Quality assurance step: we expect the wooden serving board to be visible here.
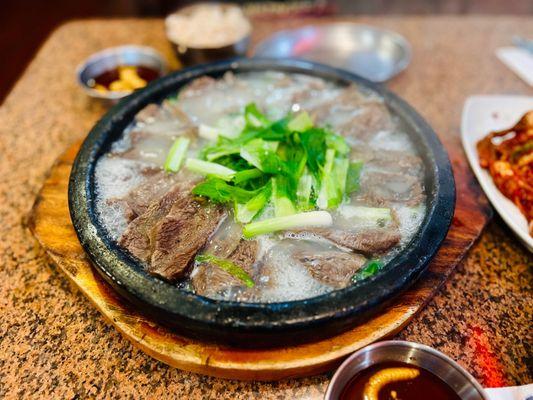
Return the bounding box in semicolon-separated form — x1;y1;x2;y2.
28;141;491;381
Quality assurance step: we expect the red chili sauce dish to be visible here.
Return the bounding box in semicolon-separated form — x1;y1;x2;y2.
340;361;460;400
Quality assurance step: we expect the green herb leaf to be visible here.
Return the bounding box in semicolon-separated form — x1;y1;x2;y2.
192;178;257;203
346;161;364;194
351;259;384;283
240;139;283;173
299;128;328;180
287;111;314;132
233;168;264;185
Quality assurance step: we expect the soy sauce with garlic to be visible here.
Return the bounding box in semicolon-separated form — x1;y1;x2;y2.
88;66;160;92
340;361;460;400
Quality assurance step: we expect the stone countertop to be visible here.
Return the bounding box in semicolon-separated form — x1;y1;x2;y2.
0;16;531;399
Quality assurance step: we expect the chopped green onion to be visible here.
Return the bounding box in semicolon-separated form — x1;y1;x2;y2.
317;149;349;209
334;156;349;199
242;211;332;238
240;139;280;172
272;176;296;217
195;254;255;287
296;169;314;210
316;149;336;209
164;137;190;173
351;259;383;283
326;133;350;155
216;114;246;138
346;161;363;193
287;111;314;132
198;124;219;141
233;168;264;185
244;103;270;128
185;158;236;181
234;183;271;223
190;102;357;224
204;144;241;161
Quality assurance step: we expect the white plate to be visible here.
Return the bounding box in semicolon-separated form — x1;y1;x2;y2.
461;95;533;252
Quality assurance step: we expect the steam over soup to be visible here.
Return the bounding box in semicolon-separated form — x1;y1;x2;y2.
94;71;426;302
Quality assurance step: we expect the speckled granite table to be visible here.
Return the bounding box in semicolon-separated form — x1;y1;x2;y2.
0;16;531;399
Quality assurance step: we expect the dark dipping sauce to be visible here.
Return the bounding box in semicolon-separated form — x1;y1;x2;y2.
92;66;160;89
340;361;460;400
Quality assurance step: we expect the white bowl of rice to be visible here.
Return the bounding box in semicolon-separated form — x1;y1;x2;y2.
165;3;252;66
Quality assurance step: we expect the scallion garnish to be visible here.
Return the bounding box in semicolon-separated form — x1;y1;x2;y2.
242;211;332;238
167;102;365;236
164;137;190;173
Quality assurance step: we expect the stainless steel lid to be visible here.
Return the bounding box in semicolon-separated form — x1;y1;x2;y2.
253;23;411;82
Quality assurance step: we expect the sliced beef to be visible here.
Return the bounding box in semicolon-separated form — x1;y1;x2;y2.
351;147;424;177
119;182;190;262
148;195;225;281
135;101;192;125
115;131;174;166
191;239;258;299
135;104;160;123
338;102;392;141
294;250;366;288
358;171;425;206
310;86;392;141
202;216;243;258
180;76;216;98
115;127;198;166
126;172;181;217
160;99;192;123
296;226;401;255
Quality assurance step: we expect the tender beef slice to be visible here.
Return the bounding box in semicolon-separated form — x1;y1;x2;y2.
337;102;392;140
160;100;191;123
180;76;216;98
369;151;424;177
148;197;225;281
135;100;192;125
350;147;424;177
192;239;258;298
358;171;424;206
116;131;175;166
295;250;366;288
203;217;243;258
116;171;200;220
119;182;188;261
135;104;161;123
304;227;401;255
310;86;392;141
126;173;177;217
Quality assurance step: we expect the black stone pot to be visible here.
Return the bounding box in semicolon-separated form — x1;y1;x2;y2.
69;58;455;348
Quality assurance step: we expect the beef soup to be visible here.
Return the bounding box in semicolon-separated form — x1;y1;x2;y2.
93;71;427;303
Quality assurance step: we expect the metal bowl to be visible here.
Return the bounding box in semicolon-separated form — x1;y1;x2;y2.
325;341;488;399
166;3;251;67
76;45;167;103
254;23;411;82
68;58;455;347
